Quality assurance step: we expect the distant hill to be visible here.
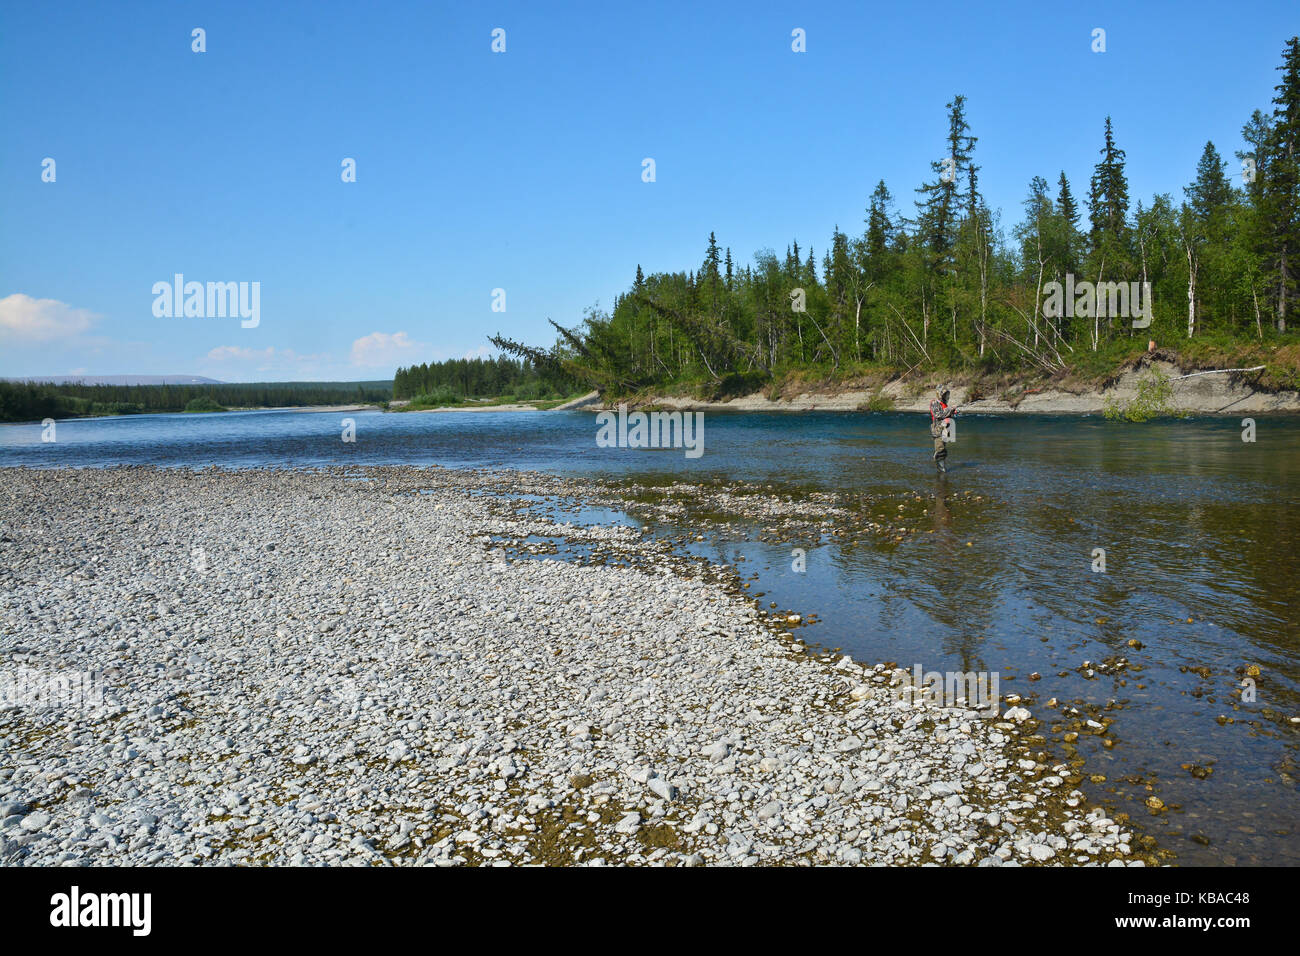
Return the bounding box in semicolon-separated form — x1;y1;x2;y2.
2;375;225;386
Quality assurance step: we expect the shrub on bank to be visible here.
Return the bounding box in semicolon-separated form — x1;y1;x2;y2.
407;388;462;408
1103;367;1184;422
183;396;227;413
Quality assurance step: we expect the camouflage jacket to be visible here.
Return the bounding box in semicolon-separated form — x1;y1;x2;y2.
929;399;956;437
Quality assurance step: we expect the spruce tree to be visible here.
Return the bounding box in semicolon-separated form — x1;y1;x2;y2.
704;232;722;281
1057;171;1080;229
1264;36;1300;329
1089;117;1131;247
1187;142;1233;224
866;180;894;265
1087;116;1132;297
1056;171;1081;276
916;95;974;259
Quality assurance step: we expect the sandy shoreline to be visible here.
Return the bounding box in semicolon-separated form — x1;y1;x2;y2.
0;466;1153;866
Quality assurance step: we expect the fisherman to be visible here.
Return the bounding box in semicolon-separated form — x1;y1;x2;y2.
929;385;958;472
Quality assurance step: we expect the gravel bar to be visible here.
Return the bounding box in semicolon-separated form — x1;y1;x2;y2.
0;466;1151;866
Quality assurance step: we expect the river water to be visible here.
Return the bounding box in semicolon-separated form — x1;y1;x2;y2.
3;406;1298;865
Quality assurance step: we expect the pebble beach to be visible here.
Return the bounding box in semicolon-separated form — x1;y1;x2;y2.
0;466;1153;866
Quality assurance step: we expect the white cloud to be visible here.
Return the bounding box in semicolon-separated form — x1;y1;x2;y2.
350;330;426;368
205;345;329;373
0;294;98;343
207;346;276;362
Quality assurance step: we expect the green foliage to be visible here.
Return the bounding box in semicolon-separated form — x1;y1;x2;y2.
1103;367;1182;421
405;387;462;409
183;396;227;413
90;401;143;415
393;354;580;401
697;371;767;402
509;378;566;401
0;380;391;423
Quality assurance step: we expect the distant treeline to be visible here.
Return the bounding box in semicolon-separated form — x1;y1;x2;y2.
0;380;392;423
392;355;582;401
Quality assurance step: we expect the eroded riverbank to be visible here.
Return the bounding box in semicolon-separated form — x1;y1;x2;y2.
0;466;1156;866
598;355;1300;416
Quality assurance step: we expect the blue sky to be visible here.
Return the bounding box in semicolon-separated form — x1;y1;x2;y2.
1;1;1295;382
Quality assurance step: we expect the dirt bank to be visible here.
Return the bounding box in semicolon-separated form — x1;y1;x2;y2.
594;354;1300;416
